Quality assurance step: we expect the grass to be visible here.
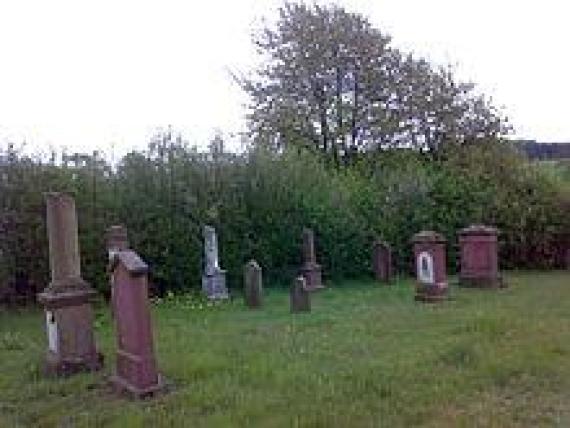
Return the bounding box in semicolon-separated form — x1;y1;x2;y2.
1;271;570;427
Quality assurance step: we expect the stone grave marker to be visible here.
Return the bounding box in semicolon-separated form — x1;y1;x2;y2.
201;225;229;299
372;240;393;283
290;276;311;313
106;225;129;260
106;225;129;315
37;192;103;375
109;248;163;398
300;228;324;291
458;225;503;288
243;260;263;308
412;231;448;302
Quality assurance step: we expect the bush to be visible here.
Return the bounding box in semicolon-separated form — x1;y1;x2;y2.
1;137;567;298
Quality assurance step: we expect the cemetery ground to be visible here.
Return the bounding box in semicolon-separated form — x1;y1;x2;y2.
1;271;570;427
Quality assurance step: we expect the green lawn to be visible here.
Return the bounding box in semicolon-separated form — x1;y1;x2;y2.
1;271;570;427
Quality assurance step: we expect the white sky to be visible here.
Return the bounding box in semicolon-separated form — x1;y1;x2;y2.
0;0;568;156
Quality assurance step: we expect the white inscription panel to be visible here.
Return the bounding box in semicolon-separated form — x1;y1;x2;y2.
417;251;434;284
45;311;58;353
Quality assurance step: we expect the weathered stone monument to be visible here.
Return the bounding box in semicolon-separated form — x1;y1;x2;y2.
300;228;324;291
37;192;103;375
372;240;393;283
106;225;129;259
201;225;229;299
108;242;163;398
106;225;129;315
412;231;448;302
290;276;311;313
458;225;502;288
243;260;263;308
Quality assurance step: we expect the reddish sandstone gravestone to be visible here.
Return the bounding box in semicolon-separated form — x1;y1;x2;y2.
372;240;393;283
109;249;164;398
412;231;448;303
300;228;324;291
37;193;103;375
458;225;503;288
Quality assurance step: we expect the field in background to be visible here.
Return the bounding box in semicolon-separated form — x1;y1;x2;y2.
1;271;570;427
538;159;570;187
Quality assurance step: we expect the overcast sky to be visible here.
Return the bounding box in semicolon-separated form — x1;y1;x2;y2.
0;0;568;156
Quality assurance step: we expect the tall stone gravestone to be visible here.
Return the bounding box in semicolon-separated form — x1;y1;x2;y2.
290;276;311;313
458;225;502;288
201;225;229;299
300;228;324;291
372;240;393;283
106;225;129;259
412;231;448;302
106;225;129;315
243;260;263;308
37;193;103;375
109;247;163;398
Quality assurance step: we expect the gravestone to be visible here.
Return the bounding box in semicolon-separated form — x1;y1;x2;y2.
300;228;324;291
412;231;448;302
458;225;502;288
37;193;103;375
201;225;229;299
106;225;129;260
243;260;263;308
106;225;129;315
372;240;393;283
109;249;163;398
290;276;311;313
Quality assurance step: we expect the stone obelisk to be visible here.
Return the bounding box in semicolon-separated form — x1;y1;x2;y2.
37;193;103;375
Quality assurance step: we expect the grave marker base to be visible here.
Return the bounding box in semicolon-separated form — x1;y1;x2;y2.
111;374;165;399
202;270;229;300
415;283;448;303
459;276;506;289
300;263;324;291
39;289;103;376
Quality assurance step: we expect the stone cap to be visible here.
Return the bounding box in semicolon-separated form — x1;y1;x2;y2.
412;230;447;243
246;259;261;269
106;225;129;250
373;239;391;249
109;250;148;276
459;224;498;236
44;191;73;200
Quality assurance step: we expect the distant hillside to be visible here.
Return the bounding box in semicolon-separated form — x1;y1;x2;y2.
515;140;570;160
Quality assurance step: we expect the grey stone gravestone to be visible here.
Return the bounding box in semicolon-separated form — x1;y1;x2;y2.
201;225;229;300
300;228;324;291
243;260;263;308
290;276;311;313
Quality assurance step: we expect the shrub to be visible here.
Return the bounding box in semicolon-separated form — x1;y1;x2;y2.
1;137;567;298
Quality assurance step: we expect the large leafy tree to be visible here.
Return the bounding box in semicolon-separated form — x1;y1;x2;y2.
238;2;508;159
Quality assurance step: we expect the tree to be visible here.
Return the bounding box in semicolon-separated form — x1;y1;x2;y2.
238;2;508;160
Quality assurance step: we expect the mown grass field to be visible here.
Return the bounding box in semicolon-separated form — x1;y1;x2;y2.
1;271;570;427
